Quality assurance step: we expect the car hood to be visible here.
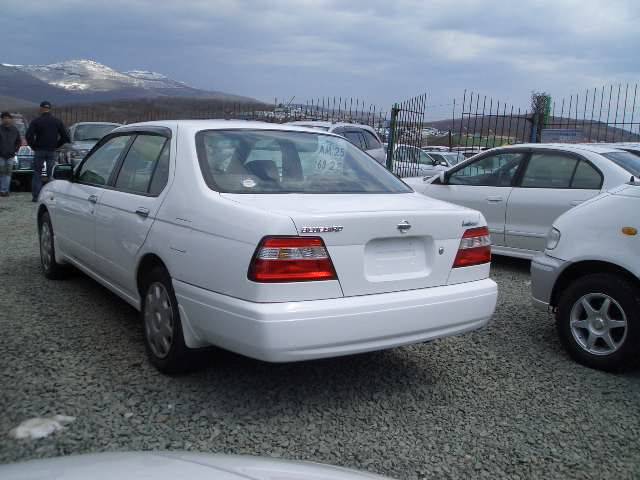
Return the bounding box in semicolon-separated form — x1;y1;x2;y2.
0;452;391;480
221;192;470;215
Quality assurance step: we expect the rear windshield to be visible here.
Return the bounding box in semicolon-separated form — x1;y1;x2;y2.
196;129;411;194
603;151;640;176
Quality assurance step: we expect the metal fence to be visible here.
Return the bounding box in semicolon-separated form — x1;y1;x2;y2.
18;96;387;130
544;84;640;143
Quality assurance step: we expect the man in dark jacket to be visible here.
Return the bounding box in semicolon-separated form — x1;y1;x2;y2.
26;101;70;201
0;112;22;197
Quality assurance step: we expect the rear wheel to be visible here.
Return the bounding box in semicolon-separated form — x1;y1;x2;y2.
141;267;195;373
557;273;639;372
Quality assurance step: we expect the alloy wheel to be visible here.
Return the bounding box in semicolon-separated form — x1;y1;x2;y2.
570;293;628;356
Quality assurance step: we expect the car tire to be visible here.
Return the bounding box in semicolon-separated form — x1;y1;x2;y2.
38;211;68;280
141;267;196;374
556;273;639;372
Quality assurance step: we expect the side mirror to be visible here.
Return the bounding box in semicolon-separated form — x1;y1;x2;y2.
52;163;73;181
439;160;449;167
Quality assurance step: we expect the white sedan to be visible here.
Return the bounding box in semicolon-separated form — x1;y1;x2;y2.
37;120;497;373
388;144;452;178
405;144;639;259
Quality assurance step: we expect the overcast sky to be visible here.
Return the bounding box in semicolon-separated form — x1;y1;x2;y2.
2;0;639;116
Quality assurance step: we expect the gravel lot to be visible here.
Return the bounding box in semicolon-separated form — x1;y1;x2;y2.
1;192;639;479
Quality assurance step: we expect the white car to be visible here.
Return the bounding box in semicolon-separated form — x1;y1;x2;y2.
531;179;639;371
38;120;497;372
405;144;640;259
385;144;452;178
0;452;393;480
287;121;386;164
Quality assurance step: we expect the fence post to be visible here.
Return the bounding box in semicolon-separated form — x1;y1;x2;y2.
529;114;538;143
386;103;400;170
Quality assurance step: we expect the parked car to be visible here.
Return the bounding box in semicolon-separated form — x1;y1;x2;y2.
58;122;121;166
37;120;497;373
384;143;451;178
405;144;640;259
10;145;48;191
531;178;639;371
288;121;386;164
427;151;466;166
0;452;395;480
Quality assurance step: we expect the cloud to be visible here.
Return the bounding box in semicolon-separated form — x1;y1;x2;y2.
1;0;638;112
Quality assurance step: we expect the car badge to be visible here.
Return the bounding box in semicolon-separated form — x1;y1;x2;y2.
300;226;344;233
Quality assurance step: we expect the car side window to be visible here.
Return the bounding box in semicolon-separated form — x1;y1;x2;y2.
571;160;602;189
77;135;132;186
149;142;171;195
521;153;578;188
448;152;525;187
114;135;167;194
361;130;382;150
342;131;366;150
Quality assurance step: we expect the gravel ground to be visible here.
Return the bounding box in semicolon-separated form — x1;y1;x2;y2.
1;192;639;479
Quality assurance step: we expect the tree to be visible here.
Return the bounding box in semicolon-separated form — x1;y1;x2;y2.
530;91;550;142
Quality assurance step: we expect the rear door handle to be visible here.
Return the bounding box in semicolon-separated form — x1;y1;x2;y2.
135;207;150;218
87;194;98;204
570;200;583;206
486;196;503;203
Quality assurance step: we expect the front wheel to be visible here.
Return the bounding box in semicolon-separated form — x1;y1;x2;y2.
38;212;68;279
556;273;639;372
142;267;196;373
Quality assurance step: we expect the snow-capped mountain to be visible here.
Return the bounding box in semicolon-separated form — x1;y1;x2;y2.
8;59;192;92
0;59;257;104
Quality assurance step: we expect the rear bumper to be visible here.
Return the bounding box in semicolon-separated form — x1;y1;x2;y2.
174;278;498;362
530;253;567;311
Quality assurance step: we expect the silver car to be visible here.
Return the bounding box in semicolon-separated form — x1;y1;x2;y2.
405;143;640;259
59;122;121;166
288;121;386;164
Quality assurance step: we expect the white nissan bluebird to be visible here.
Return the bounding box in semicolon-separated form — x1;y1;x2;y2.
37;121;498;373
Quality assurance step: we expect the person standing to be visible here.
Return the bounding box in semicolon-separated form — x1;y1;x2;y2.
25;101;70;202
0;112;22;197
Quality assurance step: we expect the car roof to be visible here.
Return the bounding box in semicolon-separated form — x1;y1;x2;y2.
118;119;347;137
287;120;376;131
494;143;627;154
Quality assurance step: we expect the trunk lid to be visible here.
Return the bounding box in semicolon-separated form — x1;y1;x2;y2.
223;193;483;296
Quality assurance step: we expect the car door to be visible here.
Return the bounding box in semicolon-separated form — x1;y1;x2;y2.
94;132;171;297
53;134;132;267
360;129;386;164
423;151;528;246
505;151;603;252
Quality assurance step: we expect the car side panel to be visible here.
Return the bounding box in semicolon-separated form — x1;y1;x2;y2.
505;187;600;252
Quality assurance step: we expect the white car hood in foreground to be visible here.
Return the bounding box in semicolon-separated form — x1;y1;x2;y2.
0;452;391;480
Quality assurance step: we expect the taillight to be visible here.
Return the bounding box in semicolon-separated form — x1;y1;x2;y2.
453;227;491;268
248;236;337;282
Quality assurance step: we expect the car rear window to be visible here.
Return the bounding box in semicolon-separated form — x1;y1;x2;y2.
195;130;411;194
603;151;640;176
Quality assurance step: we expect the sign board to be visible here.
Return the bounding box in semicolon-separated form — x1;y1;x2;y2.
541;128;586;143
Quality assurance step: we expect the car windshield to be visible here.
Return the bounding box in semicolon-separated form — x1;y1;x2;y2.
196;129;412;194
603;151;640;176
73;124;118;142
